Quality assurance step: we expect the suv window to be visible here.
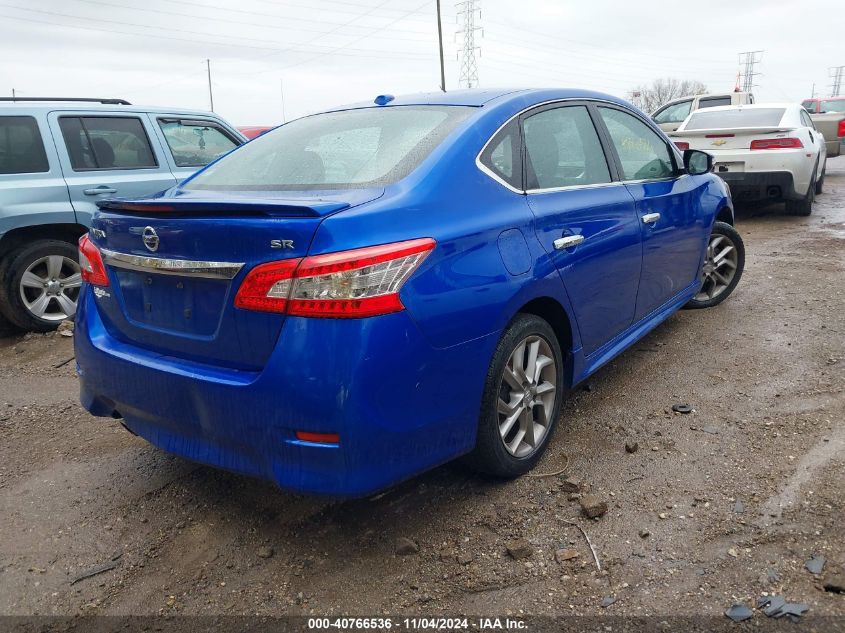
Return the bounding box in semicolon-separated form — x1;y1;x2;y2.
59;116;157;171
698;96;732;109
654;100;692;124
0;116;49;174
598;107;674;181
158;119;239;167
479;120;521;189
522;105;610;190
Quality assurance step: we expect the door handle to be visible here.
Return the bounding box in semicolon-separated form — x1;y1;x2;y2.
553;234;585;250
83;186;117;196
641;212;661;224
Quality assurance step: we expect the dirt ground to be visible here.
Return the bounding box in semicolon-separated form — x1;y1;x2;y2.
1;158;843;624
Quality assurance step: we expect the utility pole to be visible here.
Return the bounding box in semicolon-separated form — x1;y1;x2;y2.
205;58;214;112
456;0;481;89
737;50;763;93
11;88;15;101
830;65;844;97
436;0;446;92
811;83;816;98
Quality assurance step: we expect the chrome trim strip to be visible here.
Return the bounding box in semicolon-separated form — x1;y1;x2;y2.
101;249;244;280
526;181;623;195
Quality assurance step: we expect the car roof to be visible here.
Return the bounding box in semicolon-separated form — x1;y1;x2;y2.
0;101;219;116
329;87;633;113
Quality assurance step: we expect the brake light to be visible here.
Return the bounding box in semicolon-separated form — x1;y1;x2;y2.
674;141;689;151
78;234;110;287
295;431;340;444
234;238;435;318
750;137;803;150
838;119;845;138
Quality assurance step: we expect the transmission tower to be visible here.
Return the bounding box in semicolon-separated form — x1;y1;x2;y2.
830;65;844;97
456;0;481;89
737;50;763;93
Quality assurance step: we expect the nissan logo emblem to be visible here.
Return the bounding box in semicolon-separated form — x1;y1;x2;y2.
142;226;160;252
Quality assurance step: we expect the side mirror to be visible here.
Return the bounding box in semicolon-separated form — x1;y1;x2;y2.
684;149;713;175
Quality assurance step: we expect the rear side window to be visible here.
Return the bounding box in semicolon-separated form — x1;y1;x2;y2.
185;106;473;191
158;119;239;167
698;96;732;109
802;100;818;113
479;120;521;189
820;99;845;113
653;100;692;124
800;110;814;129
685;108;786;130
598;107;674;181
59;117;157;171
523;105;611;190
0;116;49;174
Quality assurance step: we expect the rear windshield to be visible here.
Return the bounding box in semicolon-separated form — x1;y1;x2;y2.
184;105;473;191
685;108;786;130
820;100;845;113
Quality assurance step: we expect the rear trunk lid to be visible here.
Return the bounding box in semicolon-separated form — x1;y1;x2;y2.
89;188;382;370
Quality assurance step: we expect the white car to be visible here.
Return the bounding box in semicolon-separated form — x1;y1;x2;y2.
671;103;826;216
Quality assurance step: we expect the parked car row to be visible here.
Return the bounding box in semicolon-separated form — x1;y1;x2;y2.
0;97;246;331
72;88;745;496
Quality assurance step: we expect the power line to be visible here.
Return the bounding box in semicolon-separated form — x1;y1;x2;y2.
456;0;481;88
830;66;844;97
738;50;763;93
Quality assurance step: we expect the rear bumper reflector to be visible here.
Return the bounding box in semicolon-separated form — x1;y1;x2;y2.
100;249;244;280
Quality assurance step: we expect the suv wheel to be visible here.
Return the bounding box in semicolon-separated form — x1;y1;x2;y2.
0;240;82;332
467;314;565;478
685;221;745;309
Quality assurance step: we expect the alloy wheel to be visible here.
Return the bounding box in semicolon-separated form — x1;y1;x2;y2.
497;335;558;458
695;233;739;302
19;255;82;321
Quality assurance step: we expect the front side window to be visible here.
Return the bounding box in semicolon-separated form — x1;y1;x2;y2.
479;120;521;189
185;106;473;191
654;100;692;124
0;116;49;174
598;107;674;181
59;117;157;171
802;100;818;114
522;105;611;190
158;119;239;167
698;96;732;109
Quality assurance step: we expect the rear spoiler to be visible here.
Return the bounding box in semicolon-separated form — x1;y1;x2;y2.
670;126;794;138
96;197;350;217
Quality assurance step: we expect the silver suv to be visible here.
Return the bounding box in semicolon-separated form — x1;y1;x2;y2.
0;97;246;331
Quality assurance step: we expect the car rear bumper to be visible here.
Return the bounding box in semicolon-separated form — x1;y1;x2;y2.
714;170;799;202
75;289;494;497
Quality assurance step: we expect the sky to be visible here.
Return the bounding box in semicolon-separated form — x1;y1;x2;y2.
0;0;842;126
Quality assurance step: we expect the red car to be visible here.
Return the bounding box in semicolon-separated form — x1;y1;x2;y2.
238;126;273;140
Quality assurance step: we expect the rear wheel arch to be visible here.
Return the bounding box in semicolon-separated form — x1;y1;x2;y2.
0;223;88;256
513;296;574;388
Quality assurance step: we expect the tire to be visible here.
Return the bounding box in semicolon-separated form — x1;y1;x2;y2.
815;162;825;195
785;167;816;216
685;221;745;310
0;240;82;332
466;314;565;478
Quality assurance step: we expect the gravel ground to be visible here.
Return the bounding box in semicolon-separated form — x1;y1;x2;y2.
0;158;843;623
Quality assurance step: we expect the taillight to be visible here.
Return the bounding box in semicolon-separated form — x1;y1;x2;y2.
234;238;435;318
674;141;689;151
838;119;845;137
78;234;110;287
750;137;803;150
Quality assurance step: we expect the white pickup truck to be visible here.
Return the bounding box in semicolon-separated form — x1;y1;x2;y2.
800;97;845;157
652;92;754;133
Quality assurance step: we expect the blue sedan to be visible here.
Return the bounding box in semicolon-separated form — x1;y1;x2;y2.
75;88;745;496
